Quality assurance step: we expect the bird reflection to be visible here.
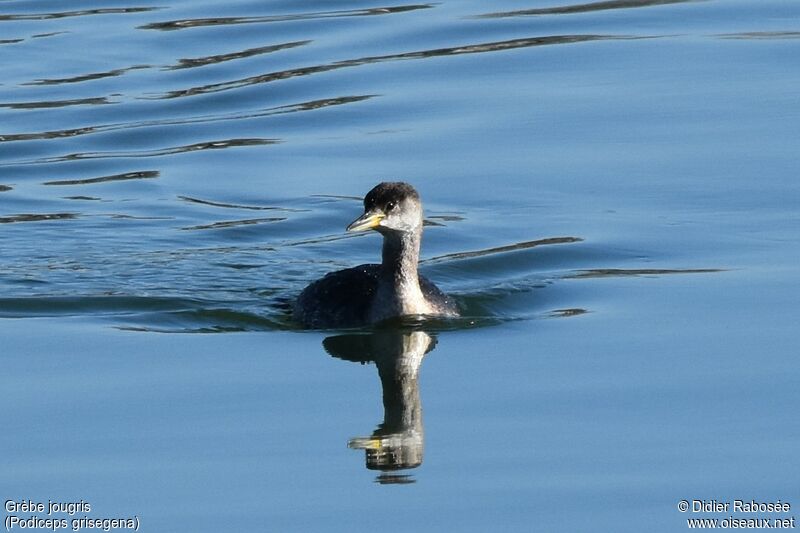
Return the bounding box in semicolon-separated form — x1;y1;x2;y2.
323;329;436;484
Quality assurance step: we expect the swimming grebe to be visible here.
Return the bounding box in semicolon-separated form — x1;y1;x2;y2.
293;182;459;328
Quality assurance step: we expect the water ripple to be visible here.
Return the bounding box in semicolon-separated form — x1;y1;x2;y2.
477;0;700;18
0;95;374;143
717;31;800;40
155;35;628;99
166;41;311;70
0;7;159;22
0;295;207;317
43;170;160;186
139;4;433;31
181;218;287;231
424;237;583;265
4;139;278;166
0;213;77;224
0;97;112;109
565;268;724;278
1;32;66;46
25;65;151;86
178;196;306;212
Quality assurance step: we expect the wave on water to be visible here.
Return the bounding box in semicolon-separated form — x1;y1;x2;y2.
0;217;723;333
0;0;739;334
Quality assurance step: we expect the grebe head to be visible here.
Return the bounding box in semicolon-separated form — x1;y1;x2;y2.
346;182;422;236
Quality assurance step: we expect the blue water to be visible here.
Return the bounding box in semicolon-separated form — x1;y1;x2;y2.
1;0;798;531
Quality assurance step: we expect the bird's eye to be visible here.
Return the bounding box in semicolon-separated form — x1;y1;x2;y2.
386;201;396;211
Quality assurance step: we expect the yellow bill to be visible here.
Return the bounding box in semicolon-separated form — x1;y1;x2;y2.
346;211;384;232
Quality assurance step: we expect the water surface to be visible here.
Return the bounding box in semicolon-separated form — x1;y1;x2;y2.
1;0;798;531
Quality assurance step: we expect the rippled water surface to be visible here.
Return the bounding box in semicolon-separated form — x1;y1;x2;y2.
2;0;798;531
